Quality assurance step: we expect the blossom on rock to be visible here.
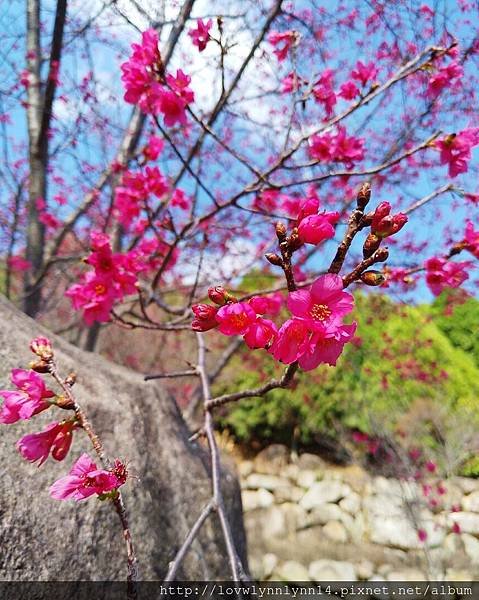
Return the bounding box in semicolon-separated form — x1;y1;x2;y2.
50;453;124;501
0;369;54;424
17;420;76;466
425;257;469;295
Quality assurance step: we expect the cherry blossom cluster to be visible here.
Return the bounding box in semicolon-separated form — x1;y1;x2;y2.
113;138;191;229
0;338;127;500
309;125;365;167
193;276;357;371
121;29;194;126
66;231;149;324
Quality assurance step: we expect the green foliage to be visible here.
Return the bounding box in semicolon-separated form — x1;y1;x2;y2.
427;290;479;367
217;293;479;456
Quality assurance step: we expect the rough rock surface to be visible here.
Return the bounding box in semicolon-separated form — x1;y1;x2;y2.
0;296;247;580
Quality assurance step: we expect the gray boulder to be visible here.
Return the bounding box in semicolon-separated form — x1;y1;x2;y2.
0;296;247;580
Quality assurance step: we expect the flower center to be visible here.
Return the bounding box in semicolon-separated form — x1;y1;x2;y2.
231;315;247;327
95;283;107;295
310;303;331;321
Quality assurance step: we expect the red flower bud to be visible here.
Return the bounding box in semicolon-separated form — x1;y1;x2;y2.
208;286;228;305
371;202;408;238
191;304;218;331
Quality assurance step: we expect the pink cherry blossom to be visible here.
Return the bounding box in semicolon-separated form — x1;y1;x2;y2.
50;453;123;501
425;257;469;295
171;189;191;210
313;69;337;117
463;221;479;258
435;128;479;178
188;19;213;52
269;318;313;364
339;80;360;100
298;211;340;245
7;256;31;272
249;293;283;316
143;135;164;161
215;302;256;335
66;272;119;325
17;420;76;466
427;61;463;98
298;320;357;370
268;30;298;62
350;60;378;87
121;29;161;105
0;369;54;424
243;318;278;349
309;126;365;166
286;274;354;328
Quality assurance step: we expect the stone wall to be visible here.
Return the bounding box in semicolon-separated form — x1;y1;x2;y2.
238;445;479;582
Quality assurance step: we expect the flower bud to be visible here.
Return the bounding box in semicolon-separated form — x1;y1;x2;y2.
363;233;381;258
265;253;283;267
191;304;218;331
208;286;229;305
275;221;287;242
30;336;53;361
374;247;389;262
360;271;385;286
356;182;371;210
29;359;50;374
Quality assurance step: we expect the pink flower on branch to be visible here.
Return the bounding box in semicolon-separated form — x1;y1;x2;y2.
298;320;357;370
0;370;54;424
427;61;463;98
309;126;365;167
268;30;299;62
435;128;479;178
350;60;378;87
188;19;213;52
50;453;125;501
243;318;278;350
287;274;354;328
297;211;340;245
121;30;194;126
215;302;256;335
463;221;479;258
17;420;76;466
425;257;470;295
